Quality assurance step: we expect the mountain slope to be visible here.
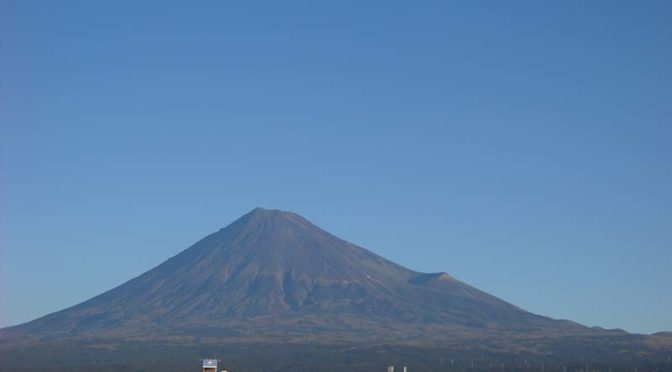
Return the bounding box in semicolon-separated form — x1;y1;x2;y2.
3;208;582;343
4;208;672;371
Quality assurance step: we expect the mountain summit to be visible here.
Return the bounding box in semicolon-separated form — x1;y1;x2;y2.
4;208;579;342
3;208;672;371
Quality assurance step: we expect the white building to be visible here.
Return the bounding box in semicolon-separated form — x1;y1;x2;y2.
202;359;218;372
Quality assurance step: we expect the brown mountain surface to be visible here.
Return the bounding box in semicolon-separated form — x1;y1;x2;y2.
1;208;669;371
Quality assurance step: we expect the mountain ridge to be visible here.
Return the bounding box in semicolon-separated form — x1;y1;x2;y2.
2;208;584;342
3;208;672;371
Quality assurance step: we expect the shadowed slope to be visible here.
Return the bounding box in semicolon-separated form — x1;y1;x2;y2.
4;208;580;341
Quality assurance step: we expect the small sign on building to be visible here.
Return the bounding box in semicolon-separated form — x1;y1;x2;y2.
203;359;218;372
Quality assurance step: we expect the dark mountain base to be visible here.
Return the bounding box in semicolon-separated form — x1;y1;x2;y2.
3;209;671;371
2;337;672;372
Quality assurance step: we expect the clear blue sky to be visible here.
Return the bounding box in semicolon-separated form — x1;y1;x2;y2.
1;0;670;333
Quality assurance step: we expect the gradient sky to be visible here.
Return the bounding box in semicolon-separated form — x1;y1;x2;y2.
1;0;670;333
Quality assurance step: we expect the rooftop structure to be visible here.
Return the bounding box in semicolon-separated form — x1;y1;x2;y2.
202;359;218;372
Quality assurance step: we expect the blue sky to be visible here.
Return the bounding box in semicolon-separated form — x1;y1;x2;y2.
1;0;670;333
